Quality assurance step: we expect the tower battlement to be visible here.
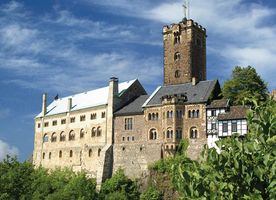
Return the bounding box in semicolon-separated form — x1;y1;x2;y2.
163;19;206;35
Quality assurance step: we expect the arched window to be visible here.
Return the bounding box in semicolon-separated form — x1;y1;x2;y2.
70;150;73;157
89;149;92;157
59;150;62;158
170;130;173;138
190;127;198;139
91;127;96;137
152;113;155;120
97;127;102;137
188;110;191;118
148;113;151;121
196;110;200;118
43;134;48;143
49;152;51;159
170;111;173;118
42;152;45;159
192;110;195;118
51;132;57;142
149;128;157;140
156;113;159;120
174;52;181;61
98;148;101;157
167;130;170;139
167;111;170;118
175;70;180;78
69;130;75;141
60;131;66;142
80;129;85;139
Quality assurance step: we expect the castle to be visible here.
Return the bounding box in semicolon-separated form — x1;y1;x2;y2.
33;15;248;185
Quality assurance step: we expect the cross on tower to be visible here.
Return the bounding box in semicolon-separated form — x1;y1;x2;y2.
182;0;190;19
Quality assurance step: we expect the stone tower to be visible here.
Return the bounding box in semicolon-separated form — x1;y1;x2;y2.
163;19;207;85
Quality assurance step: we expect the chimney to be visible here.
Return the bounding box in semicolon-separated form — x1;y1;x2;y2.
192;77;197;86
68;98;72;111
42;93;47;116
109;77;119;95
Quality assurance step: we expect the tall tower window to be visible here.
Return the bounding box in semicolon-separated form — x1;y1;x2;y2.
174;32;181;44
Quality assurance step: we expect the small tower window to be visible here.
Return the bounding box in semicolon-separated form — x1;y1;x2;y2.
174;52;181;61
89;149;92;157
175;70;181;78
59;151;62;158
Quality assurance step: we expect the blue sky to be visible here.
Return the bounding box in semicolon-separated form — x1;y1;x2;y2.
0;0;276;161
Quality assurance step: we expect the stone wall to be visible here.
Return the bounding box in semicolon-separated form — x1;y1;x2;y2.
163;19;206;86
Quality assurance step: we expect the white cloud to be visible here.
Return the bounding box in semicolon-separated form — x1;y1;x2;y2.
0;2;162;93
0;139;19;161
82;0;276;89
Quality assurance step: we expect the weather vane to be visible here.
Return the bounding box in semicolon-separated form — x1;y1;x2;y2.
182;0;190;19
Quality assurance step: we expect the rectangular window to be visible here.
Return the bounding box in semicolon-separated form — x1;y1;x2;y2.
101;112;106;118
211;123;216;130
223;122;228;133
37;123;41;128
122;137;125;141
70;117;75;123
211;110;216;117
80;115;86;121
132;136;135;141
232;122;237;132
52;120;57;126
124;118;133;130
61;119;66;124
176;110;183;119
44;122;49;127
90;113;97;120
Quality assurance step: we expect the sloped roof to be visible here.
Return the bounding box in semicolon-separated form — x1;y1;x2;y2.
143;80;217;107
115;95;149;116
36;79;137;118
207;99;230;108
217;106;248;120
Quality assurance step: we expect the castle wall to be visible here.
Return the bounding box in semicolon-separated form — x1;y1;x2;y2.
33;106;108;177
113;114;162;178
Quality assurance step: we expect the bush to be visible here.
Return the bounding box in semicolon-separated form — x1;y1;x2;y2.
99;169;139;200
140;186;163;200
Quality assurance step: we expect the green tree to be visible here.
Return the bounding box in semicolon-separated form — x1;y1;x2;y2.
0;156;34;200
222;66;268;105
99;169;139;200
152;98;276;199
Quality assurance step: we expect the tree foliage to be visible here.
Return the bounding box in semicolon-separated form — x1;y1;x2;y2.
153;98;276;199
99;169;139;200
222;66;268;105
0;158;97;200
